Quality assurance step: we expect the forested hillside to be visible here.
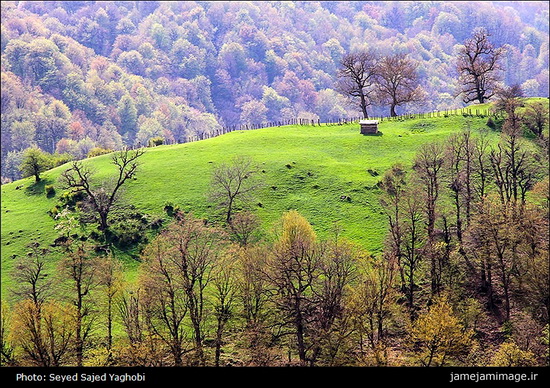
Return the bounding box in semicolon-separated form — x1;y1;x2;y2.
1;1;549;182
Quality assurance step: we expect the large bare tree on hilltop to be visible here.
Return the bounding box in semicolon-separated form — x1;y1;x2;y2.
376;53;425;117
456;28;504;104
336;51;379;119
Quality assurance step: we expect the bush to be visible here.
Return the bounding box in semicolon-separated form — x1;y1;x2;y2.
45;184;55;197
109;218;147;247
59;190;85;208
48;206;59;217
164;202;174;216
486;117;496;129
148;137;164;147
87;147;112;158
51;153;74;167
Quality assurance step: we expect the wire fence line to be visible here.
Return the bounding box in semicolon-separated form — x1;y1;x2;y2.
164;107;500;145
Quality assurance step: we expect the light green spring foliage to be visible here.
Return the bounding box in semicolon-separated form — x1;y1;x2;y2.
491;340;537;367
410;295;474;367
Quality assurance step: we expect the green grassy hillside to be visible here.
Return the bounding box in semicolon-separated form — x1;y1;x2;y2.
1;112;504;294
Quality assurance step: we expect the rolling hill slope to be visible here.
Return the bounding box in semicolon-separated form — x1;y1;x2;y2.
1;113;503;293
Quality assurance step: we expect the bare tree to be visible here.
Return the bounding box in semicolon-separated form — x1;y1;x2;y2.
311;235;357;365
401;186;426;319
467;198;520;321
523;101;549;139
9;242;55;366
1;301;15;366
456;28;504;104
236;245;270;326
413;142;445;296
349;255;399;365
494;84;524;113
490;109;539;206
58;242;100;367
208;155;261;224
445;129;477;243
140;236;189;366
379;164;408;292
11;300;76;367
211;252;238;367
60;148;145;234
118;288;143;347
228;210;261;247
154;214;226;365
11;242;53;309
376;53;424;117
472;130;492;202
336;51;379;119
97;254;124;355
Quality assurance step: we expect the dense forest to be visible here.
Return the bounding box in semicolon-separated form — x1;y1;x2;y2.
1;1;549;370
1;1;549;182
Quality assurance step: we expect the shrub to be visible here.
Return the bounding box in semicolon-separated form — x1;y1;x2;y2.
164;202;174;216
87;147;112;158
109;218;147;247
486;117;496;129
59;190;85;208
148;137;164;147
149;217;164;229
51;153;74;167
48;206;59;217
45;184;55;197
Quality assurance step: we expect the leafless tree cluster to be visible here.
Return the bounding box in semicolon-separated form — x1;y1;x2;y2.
337;51;425;118
379;103;548;334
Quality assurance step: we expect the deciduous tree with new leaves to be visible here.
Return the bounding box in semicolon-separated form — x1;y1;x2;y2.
410;295;474;367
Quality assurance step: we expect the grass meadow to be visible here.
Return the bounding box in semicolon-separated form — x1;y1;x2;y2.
1;113;503;294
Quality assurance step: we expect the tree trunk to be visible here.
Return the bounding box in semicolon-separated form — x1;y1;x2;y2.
107;299;112;350
360;93;369;119
172;343;183;366
390;104;397;117
76;312;83;367
296;313;307;365
214;317;226;367
99;212;109;232
226;197;234;224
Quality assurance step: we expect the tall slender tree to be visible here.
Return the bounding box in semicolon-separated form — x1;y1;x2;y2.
413;142;445;296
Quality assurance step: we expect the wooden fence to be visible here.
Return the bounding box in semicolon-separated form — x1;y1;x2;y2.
160;107;501;145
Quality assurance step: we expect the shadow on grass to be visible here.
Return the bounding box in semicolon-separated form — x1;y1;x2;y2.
361;131;384;137
24;177;54;196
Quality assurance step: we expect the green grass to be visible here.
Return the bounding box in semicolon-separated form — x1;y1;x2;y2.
0;111;509;295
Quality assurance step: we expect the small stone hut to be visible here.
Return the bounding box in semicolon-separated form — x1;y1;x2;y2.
360;119;379;134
